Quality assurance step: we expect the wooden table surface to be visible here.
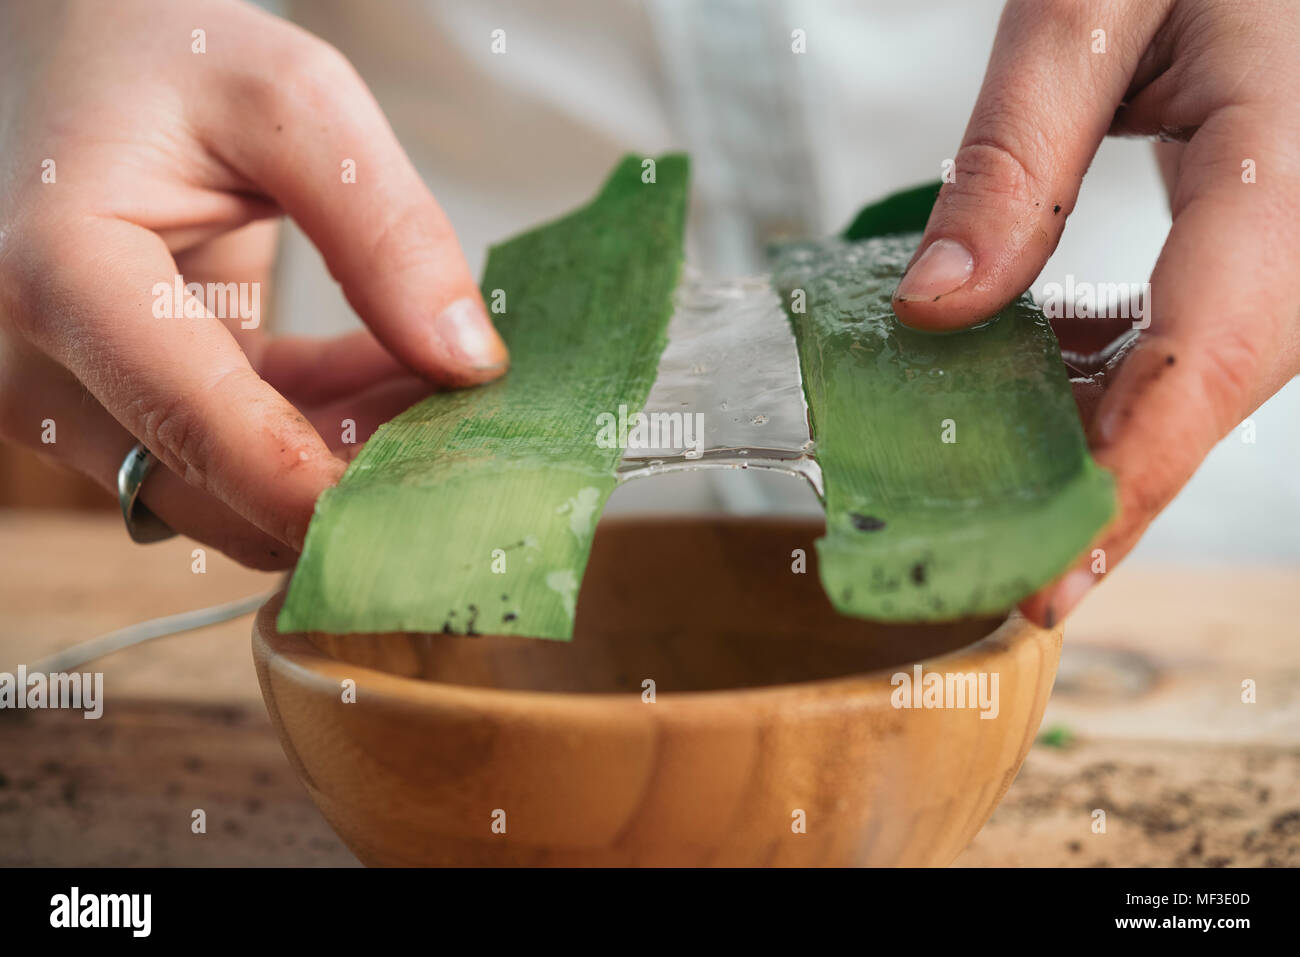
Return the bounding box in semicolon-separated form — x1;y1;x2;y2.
2;510;1296;867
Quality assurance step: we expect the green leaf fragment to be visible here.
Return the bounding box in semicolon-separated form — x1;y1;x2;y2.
1037;724;1077;749
840;179;942;241
278;154;689;640
772;230;1116;622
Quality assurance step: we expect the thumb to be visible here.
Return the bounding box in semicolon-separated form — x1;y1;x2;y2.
891;0;1165;330
209;38;507;386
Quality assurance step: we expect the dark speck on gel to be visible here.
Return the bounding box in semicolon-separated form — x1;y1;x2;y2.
851;513;887;532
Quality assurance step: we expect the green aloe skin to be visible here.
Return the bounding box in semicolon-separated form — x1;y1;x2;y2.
279;154;689;639
282;165;1114;638
771;183;1116;622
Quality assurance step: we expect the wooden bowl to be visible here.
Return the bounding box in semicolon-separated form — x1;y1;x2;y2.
253;516;1060;866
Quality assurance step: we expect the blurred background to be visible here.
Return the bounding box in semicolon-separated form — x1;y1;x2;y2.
4;0;1294;565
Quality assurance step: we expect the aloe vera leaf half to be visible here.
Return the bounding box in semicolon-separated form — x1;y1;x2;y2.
278;154;689;639
772;221;1116;622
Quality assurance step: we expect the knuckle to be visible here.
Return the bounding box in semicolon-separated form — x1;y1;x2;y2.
1004;0;1095;38
951;133;1048;203
1197;324;1268;431
363;201;454;278
1030;0;1090;28
235;36;360;116
130;389;214;491
273;37;361;111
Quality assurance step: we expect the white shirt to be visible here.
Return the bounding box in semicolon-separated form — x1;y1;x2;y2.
269;0;1298;561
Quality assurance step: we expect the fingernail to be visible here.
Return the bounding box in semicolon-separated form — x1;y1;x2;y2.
1050;568;1098;622
432;296;508;370
894;238;974;301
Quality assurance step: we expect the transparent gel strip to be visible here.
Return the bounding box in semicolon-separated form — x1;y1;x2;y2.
617;268;822;498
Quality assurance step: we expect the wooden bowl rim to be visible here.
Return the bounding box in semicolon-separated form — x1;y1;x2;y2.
256;596;1057;720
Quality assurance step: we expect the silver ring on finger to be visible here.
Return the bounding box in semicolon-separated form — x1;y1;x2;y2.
117;442;176;543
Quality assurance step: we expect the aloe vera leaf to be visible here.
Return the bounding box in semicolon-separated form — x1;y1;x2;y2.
772;230;1116;622
278;154;689;639
840;180;942;241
